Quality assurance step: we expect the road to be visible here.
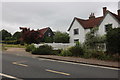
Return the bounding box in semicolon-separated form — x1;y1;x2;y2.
1;52;119;80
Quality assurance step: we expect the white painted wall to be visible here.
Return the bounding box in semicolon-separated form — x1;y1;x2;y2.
69;19;86;43
34;43;75;50
98;13;120;36
69;13;120;43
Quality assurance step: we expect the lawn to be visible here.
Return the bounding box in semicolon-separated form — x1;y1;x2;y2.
2;44;25;48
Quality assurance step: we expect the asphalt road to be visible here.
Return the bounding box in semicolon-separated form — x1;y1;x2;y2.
1;52;120;80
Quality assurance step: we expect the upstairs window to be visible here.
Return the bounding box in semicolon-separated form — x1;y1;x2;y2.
74;28;79;35
105;24;112;32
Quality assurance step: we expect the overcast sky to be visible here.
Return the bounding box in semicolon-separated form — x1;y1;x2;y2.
1;1;119;34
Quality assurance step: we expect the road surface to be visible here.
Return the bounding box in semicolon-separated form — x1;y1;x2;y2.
1;52;119;80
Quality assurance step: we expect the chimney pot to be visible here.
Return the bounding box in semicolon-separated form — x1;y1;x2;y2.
89;13;95;19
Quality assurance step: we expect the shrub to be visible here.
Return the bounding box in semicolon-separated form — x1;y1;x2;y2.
106;28;120;54
83;50;93;58
83;49;116;61
25;44;35;52
60;49;72;56
31;45;53;55
68;42;84;56
52;49;62;55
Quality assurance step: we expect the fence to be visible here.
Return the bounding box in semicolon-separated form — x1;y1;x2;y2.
34;43;75;50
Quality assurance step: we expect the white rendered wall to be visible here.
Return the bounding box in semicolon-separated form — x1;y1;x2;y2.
98;13;120;36
69;20;86;43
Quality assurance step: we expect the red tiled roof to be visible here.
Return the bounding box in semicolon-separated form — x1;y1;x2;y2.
68;10;120;31
75;16;103;29
38;27;49;35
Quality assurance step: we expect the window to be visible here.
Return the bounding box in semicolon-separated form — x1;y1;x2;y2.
74;28;79;35
74;39;79;43
105;24;112;32
48;33;51;37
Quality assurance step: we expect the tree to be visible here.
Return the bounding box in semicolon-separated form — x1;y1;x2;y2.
23;31;41;44
53;31;70;43
0;29;12;40
106;28;120;54
84;27;106;50
85;27;98;49
13;32;21;40
44;37;53;43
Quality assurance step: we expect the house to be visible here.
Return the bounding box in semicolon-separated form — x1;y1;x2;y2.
19;27;54;43
68;7;120;43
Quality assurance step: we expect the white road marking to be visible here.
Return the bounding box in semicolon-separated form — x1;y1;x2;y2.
12;61;28;67
38;58;120;70
46;69;70;76
0;73;22;80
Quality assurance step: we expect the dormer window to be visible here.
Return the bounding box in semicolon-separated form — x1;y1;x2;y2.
105;24;112;32
74;28;79;35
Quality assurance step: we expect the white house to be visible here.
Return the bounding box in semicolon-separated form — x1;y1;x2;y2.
68;7;120;43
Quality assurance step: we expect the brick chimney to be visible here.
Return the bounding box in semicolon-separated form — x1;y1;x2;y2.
89;13;95;19
103;7;107;16
118;9;120;16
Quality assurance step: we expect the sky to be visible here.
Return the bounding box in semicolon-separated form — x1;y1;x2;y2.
0;0;119;34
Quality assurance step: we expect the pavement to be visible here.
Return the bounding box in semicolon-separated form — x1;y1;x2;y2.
3;47;120;68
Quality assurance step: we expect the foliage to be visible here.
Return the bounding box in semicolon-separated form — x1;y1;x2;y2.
13;32;21;40
52;49;62;55
68;42;84;56
53;31;70;43
44;37;53;43
83;49;120;61
106;28;120;54
60;49;72;56
0;29;12;40
85;27;106;50
23;31;41;44
32;45;53;55
25;44;35;52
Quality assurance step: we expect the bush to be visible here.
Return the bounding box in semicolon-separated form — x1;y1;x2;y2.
83;49;116;61
31;45;53;55
52;49;62;55
60;49;72;56
68;42;84;56
106;28;120;54
25;44;35;52
83;50;93;58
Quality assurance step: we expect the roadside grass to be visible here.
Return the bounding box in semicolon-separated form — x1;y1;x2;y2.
3;44;25;48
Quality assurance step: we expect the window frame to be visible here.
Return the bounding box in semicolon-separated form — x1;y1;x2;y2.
105;24;112;32
74;28;79;35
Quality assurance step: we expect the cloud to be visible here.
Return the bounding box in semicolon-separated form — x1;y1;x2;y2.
2;2;118;34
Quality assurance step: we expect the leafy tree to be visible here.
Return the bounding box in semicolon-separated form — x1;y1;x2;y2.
23;31;41;44
85;27;98;49
106;28;120;54
13;32;21;40
0;29;12;40
53;31;70;43
84;27;106;50
44;37;53;43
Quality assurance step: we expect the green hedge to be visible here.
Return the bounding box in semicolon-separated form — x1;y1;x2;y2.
59;42;84;57
31;45;53;55
25;44;35;52
106;28;120;54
